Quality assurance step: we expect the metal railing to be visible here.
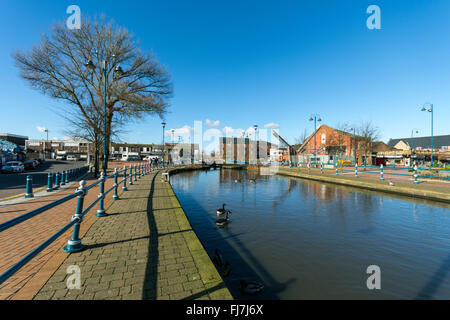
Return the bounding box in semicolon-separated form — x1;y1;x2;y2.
24;166;90;198
278;162;450;183
0;162;153;286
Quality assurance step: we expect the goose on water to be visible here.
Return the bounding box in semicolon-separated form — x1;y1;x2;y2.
212;248;223;267
220;262;231;277
216;210;231;227
217;203;227;216
240;280;264;295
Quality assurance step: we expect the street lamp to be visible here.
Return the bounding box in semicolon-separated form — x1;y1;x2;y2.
161;122;166;168
254;124;258;164
85;53;126;174
43;128;49;159
309;115;322;165
349;127;357;165
421;103;434;166
410;129;419;166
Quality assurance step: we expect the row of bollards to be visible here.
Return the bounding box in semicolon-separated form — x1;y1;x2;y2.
25;166;89;198
63;162;152;253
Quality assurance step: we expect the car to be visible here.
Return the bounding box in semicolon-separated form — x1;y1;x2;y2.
67;155;79;161
23;160;37;170
1;161;25;173
56;155;66;160
127;156;140;162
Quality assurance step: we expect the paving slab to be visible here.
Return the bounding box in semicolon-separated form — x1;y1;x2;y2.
33;170;233;300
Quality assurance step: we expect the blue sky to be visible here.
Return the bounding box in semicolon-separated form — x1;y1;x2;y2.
1;0;449;146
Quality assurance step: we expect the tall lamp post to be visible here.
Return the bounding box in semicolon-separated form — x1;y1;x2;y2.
254;124;258;164
421;103;434;166
162;122;166;168
85;54;125;174
309;115;322;165
44;128;49;159
410;129;418;166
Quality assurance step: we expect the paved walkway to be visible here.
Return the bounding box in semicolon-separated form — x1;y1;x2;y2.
32;170;233;300
0;171;119;299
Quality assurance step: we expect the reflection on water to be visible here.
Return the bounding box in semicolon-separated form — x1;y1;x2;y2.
171;169;450;300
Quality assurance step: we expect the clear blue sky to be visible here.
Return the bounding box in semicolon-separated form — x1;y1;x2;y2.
1;0;449;146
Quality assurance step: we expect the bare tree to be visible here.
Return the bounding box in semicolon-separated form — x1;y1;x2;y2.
60;104;126;176
357;121;380;166
325;122;351;160
13;17;172;171
294;128;309;145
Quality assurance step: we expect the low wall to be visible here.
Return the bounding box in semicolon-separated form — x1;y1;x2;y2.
276;167;450;204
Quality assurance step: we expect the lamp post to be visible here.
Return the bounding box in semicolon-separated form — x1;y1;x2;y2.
162;122;166;168
44;129;49;159
309;115;322;165
421;103;434;166
350;127;356;165
85;54;125;175
410;129;418;166
254;124;258;164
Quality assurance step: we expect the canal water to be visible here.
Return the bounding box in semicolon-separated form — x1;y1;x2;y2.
170;168;450;300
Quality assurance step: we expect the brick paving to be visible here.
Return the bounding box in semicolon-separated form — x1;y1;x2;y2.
0;170;123;299
32;170;233;300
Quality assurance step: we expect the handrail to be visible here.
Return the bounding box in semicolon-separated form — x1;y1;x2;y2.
0;162;152;286
281;162;450;183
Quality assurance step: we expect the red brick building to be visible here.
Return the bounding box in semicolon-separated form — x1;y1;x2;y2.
297;124;366;164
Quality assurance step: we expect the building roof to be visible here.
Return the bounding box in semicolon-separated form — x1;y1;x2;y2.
0;133;29;139
296;124;364;153
387;134;450;149
372;141;399;153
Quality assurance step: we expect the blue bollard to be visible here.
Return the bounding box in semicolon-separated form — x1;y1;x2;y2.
129;165;134;185
414;165;418;184
63;181;87;253
355;164;358;178
134;164;138;181
65;170;69;184
380;164;384;181
54;172;60;189
95;172;107;217
61;171;66;186
122;166;128;191
112;168;119;200
336;163;338;175
47;172;53;192
320;163;323;175
25;175;34;198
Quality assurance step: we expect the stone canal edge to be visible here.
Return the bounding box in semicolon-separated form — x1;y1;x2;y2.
17;168;232;300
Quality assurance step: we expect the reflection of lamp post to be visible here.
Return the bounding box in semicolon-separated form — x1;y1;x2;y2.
421;103;434;165
161;122;166;168
309;115;322;165
411;129;418;166
85;55;125;174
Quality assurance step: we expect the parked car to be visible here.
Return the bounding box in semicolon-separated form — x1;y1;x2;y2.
23;160;38;170
56;155;66;160
127;156;140;162
67;155;79;161
1;161;25;173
